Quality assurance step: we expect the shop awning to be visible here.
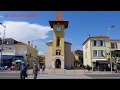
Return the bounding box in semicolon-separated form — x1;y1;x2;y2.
3;55;14;60
96;60;110;64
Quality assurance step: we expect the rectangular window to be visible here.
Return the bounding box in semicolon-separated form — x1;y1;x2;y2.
111;43;117;49
98;40;105;46
100;40;103;46
93;40;97;46
100;50;105;57
93;50;97;57
98;50;101;57
93;50;105;57
111;43;114;48
97;40;100;46
116;43;117;49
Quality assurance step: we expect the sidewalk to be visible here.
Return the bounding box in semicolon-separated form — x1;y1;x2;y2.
0;69;119;75
43;69;120;75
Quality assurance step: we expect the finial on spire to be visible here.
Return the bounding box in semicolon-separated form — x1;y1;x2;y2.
55;11;63;21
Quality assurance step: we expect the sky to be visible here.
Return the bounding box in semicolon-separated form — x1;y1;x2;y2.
0;11;120;55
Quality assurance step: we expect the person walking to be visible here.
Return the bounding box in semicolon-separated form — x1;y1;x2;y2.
20;62;28;79
38;64;40;74
33;64;39;79
42;64;45;74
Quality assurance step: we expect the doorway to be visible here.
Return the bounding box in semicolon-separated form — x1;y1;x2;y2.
55;59;61;68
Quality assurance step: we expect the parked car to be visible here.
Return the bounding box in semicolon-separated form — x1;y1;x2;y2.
0;66;5;70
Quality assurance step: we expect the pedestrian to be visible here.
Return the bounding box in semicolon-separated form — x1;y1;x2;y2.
20;62;28;79
42;64;45;73
33;64;39;79
38;64;40;74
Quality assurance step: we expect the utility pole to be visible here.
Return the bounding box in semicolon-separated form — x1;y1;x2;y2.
0;23;6;66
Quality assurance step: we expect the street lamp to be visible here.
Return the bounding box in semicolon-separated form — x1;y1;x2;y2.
108;25;115;74
0;23;6;66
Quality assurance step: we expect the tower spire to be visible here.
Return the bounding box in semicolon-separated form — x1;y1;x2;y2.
55;11;63;21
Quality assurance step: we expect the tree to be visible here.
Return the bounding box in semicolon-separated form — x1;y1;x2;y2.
37;55;45;65
74;50;83;65
111;50;120;62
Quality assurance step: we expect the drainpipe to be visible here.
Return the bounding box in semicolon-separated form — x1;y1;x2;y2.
90;38;93;71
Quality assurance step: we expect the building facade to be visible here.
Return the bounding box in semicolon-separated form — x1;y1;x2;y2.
45;11;73;69
83;35;110;69
0;38;38;68
110;39;120;62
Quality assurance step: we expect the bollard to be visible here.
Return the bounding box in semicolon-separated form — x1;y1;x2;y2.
54;69;55;74
84;68;85;74
104;69;106;74
98;69;99;74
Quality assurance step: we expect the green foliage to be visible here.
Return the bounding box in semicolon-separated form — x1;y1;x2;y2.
117;64;120;68
74;50;83;64
111;50;120;57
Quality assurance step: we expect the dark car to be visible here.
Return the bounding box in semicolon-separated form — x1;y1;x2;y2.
0;66;5;70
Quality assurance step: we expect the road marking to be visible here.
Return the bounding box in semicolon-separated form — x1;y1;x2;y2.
0;76;20;77
93;77;120;79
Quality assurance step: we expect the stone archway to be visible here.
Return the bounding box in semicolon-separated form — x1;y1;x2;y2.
55;59;61;68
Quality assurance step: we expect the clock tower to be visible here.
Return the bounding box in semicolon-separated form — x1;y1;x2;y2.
49;11;68;69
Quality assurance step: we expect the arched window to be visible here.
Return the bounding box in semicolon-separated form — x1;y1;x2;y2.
56;49;61;55
57;37;60;46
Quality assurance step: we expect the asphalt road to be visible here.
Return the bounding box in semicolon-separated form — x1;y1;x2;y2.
85;74;120;79
0;73;20;79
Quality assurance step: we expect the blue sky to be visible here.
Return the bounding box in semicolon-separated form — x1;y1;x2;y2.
0;11;120;55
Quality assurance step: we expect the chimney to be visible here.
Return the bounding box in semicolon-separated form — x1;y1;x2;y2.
88;34;90;38
28;41;30;46
31;41;33;47
35;46;37;49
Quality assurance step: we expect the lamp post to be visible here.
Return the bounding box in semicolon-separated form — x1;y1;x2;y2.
108;25;115;74
0;23;6;66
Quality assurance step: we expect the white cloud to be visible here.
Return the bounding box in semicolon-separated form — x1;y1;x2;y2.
0;21;52;55
0;21;52;42
38;51;45;55
48;40;52;42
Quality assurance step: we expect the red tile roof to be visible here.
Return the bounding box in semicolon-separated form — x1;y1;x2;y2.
55;11;63;21
49;11;69;28
13;42;27;45
82;35;109;45
110;39;120;41
90;35;109;38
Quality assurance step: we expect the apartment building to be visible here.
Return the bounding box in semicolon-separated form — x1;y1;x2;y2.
110;39;120;62
83;35;110;69
0;38;38;68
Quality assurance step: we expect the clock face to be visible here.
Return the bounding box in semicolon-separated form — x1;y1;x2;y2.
56;26;62;31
